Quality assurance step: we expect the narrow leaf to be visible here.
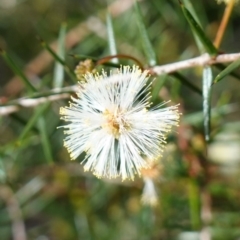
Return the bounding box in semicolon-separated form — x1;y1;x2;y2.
18;102;53;164
214;58;240;84
53;23;67;88
182;0;205;53
19;103;49;141
11;113;39;133
188;179;201;230
180;1;218;55
106;13;118;64
215;63;240;81
37;117;53;164
183;103;237;126
202;66;213;141
0;49;37;92
38;37;76;82
171;72;202;95
152;75;167;102
134;1;157;66
152;1;177;25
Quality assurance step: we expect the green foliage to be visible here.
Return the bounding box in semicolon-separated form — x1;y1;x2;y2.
180;1;218;55
0;49;37;93
106;13;118;63
214;58;240;83
134;0;157;66
202;66;213;141
0;0;240;239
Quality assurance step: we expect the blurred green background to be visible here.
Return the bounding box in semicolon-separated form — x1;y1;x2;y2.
1;0;240;239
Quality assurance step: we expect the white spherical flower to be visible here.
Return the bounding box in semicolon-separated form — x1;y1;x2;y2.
59;66;179;180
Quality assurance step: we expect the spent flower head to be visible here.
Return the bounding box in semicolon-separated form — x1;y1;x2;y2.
59;65;179;180
141;177;158;206
140;161;161;206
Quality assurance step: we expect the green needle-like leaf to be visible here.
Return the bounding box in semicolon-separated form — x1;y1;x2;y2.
106;13;118;64
0;49;37;93
214;58;240;84
202;66;213;141
134;1;157;66
183;0;205;53
183;103;237;126
180;1;218;56
171;72;202;95
53;23;67;88
188;179;201;230
19;103;49;141
38;37;76;82
215;63;240;81
11;113;39;133
18;103;53;164
37;117;53;164
151;75;167;102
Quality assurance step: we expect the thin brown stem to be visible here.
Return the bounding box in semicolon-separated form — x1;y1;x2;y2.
214;0;235;48
97;54;144;70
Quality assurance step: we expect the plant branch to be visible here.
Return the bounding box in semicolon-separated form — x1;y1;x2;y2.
0;86;78;116
150;52;240;75
1;52;240;116
3;0;138;97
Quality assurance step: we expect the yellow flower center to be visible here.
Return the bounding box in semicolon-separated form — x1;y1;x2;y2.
102;109;130;138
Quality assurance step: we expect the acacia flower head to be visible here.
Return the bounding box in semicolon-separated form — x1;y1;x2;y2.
59;65;179;180
75;59;96;81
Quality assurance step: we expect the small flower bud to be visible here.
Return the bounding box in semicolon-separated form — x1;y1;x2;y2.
74;59;96;81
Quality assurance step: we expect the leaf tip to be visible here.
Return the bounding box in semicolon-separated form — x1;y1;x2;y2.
178;0;183;5
205;135;210;142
